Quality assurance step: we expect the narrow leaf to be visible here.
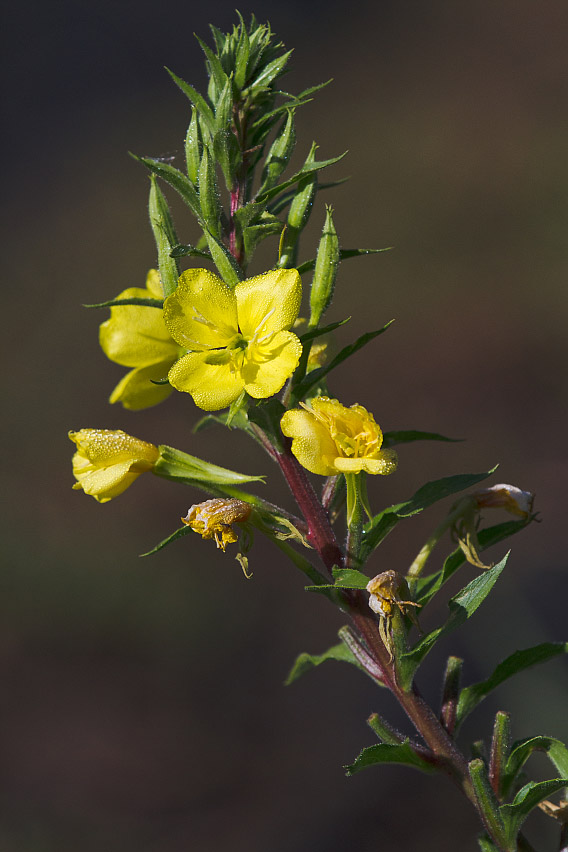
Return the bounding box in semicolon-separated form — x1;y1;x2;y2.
456;642;568;729
84;297;163;309
501;779;568;845
345;741;435;776
255;152;347;205
166;68;216;134
285;641;358;685
299;317;351;343
502;737;568;800
292;321;394;403
154;444;264;486
382;430;462;448
131;154;201;218
140;524;192;557
149;175;180;297
305;566;370;592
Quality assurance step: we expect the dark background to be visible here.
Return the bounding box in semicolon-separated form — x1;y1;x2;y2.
2;1;567;849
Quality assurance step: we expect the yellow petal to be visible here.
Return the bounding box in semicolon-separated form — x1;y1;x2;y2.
333;457;365;473
168;351;245;410
100;287;177;368
73;462;142;503
280;409;338;475
242;331;302;399
144;268;163;298
163;269;238;351
108;361;176;410
69;429;159;466
236;269;301;338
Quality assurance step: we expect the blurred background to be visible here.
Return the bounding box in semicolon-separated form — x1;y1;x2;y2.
2;0;567;849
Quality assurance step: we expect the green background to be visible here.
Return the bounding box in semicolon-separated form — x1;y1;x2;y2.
2;1;567;849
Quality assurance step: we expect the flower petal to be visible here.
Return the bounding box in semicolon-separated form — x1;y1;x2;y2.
73;461;142;503
280;408;338;475
242;331;302;399
333;457;365;473
236;269;301;338
163;269;238;350
109;360;176;410
145;268;163;298
168;351;245;410
99;287;177;368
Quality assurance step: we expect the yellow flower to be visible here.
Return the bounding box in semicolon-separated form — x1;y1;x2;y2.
182;498;252;551
99;269;181;410
69;428;159;503
280;396;398;476
163;268;303;410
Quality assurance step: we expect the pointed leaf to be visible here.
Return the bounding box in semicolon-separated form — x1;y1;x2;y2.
131;154;200;218
255;151;347;205
382;430;462;448
292;321;394;403
501;779;568;845
149;175;180;297
305;567;370;592
285;641;359;685
502;737;568;799
166;68;215;134
345;740;435;776
298;317;351;343
456;642;568;729
84;297;163;309
140;524;192;557
154;444;264;487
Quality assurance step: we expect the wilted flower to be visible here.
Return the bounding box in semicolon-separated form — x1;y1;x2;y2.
280;396;398;476
163;268;302;410
69;428;159;502
99;269;181;410
472;483;534;518
182;498;252;551
366;570;421;660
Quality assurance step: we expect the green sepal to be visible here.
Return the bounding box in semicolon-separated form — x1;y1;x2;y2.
277;142;318;268
285;639;359;686
149;175;180;298
309;205;339;328
212;75;237;190
243;221;284;260
456;642;568;731
169;243;212;259
84;297;163;309
154;444;264;487
247;398;286;451
501;778;568;848
382;430;462;448
259;109;296;194
295;246;392;275
413;519;531;608
203;228;244;286
292;321;394;403
489;711;511;800
166;68;216;135
469;759;508;849
131;154;201;218
305;566;369;592
185;109;202;185
256;150;347;205
345;740;436;777
248;49;292;91
233;13;250;89
501;736;568;800
399;556;509;688
360;467;497;562
140;524;192;557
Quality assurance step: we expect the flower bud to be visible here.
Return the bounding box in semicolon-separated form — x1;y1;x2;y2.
472;484;534;518
69;429;159;503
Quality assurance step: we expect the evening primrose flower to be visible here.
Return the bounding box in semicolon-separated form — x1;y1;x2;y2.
472;483;534;518
163;268;302;410
280;396;398;476
69;428;159;503
99;269;181;410
181;498;252;551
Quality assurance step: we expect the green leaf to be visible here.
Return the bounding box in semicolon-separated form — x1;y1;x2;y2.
83;297;163;309
198;146;221;238
298;317;351;343
259;109;296;194
382;430;462;448
193;408;250;434
285;640;359;685
131;154;201;218
501;779;568;846
413;519;530;608
400;556;508;685
185;109;202;184
292;321;394;403
140;524;192;557
248;49;292;90
502;737;568;799
345;740;435;776
361;468;497;563
203;228;244;286
166;68;216;135
477;836;501;852
247;398;286;451
456;642;568;730
169;243;212;259
295;246;392;275
194;34;229;98
469;759;508;849
154;444;264;487
305;566;370;592
255;151;347;205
